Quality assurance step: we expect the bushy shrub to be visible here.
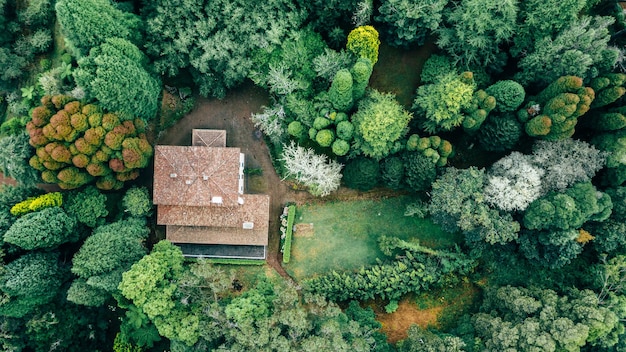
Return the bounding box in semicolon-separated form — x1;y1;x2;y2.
478;114;523;152
287;121;305;138
485;80;526;112
376;0;447;48
403;152;436;192
331;139;350;156
414;72;475;133
381;156;404;189
336;121;354;141
519;76;594;140
313;117;332;130
10;192;62;217
343;157;380;191
351;58;373;101
353;90;412;159
463;89;496;133
346;26;380;65
419;55;455;85
328;69;353;112
315;129;335;147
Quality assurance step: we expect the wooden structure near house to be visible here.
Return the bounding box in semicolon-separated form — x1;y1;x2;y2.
153;129;270;259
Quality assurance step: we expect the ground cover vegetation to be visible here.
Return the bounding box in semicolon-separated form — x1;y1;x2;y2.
2;0;626;350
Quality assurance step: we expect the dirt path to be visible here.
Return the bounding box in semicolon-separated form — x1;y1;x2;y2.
156;81;305;281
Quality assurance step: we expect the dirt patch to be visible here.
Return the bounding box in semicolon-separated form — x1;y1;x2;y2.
374;297;442;344
294;223;314;237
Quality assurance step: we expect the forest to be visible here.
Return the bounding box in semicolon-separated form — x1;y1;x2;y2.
2;0;626;351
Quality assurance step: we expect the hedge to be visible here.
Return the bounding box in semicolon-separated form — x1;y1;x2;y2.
282;205;296;264
201;258;266;265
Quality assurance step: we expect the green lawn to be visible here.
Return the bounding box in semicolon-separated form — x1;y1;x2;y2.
284;195;461;280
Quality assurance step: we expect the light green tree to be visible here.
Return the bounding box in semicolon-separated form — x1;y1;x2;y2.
352;90;412;159
413;72;475;133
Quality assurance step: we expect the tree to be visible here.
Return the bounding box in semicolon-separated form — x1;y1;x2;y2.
531;139;606;193
397;325;466;352
27;96;153;190
0;252;65;318
472;286;621;351
375;0;448;48
523;182;612;231
403;152;437;192
518;76;594;140
351;57;373;101
515;16;619;87
119;240;199;346
55;0;141;57
353;90;412;159
0;133;40;187
143;0;307;97
328;69;353;112
250;105;287;145
485;80;525;113
592;129;626;186
342;157;380;191
428;167;520;245
477;114;523;152
484;152;544;212
511;0;587;57
4;206;78;250
73;38;161;120
122;186;152;218
64;186;108;227
346;25;380;65
436;0;518;71
280;141;343;196
69;218;149;306
381;156;405;189
413;72;475;133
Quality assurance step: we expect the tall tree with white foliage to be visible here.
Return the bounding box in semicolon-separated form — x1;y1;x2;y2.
484;152;544;212
280;141;343;196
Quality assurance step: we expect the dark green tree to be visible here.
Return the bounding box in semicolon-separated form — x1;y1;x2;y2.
477;114;522;152
436;0;518;71
69;218;149;306
73;38;162;120
0;252;65;318
403;152;436;192
4;206;78;250
376;0;448;48
0;132;40;187
143;0;306;98
55;0;141;57
485;80;525;113
515;16;619;87
343;157;380;191
64;185;108;228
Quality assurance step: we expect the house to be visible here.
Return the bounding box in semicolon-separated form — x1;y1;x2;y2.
153;129;270;259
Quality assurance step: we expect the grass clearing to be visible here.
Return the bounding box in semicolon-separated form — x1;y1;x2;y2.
284;195;461;280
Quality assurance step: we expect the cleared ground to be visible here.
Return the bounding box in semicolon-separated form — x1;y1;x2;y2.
284;195;462;280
